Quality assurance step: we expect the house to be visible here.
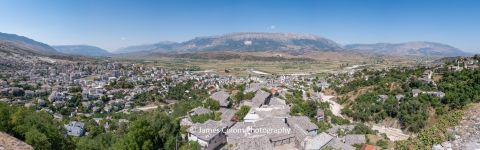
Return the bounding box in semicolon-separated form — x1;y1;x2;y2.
64;121;85;137
316;109;325;121
327;125;355;136
245;83;262;93
10;87;24;97
326;138;355;150
377;95;388;102
53;101;65;108
412;89;422;97
428;91;445;98
187;120;228;150
189;107;213;116
423;70;433;79
344;134;366;146
226;118;294;148
37;99;46;107
288;116;318;137
48;91;65;102
24;90;34;98
300;132;333;150
395;94;405;101
360;144;375;150
218;108;237;123
251;90;272;108
318;80;330;90
1;88;9;96
180;117;194;126
210;91;231;108
228;136;274;150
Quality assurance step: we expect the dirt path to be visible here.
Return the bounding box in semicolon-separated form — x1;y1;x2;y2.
135;105;159;111
372;125;410;141
319;92;343;117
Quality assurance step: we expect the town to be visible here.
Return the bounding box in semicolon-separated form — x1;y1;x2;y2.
1;54;479;150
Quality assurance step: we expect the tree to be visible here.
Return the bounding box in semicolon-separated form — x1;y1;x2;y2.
398;99;427;132
25;129;51;150
234;106;250;121
113;110;178;150
204;98;220;111
0;104;73;149
180;141;201;150
350;124;375;134
383;98;398;117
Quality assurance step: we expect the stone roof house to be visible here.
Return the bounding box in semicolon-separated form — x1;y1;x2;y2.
64;121;85;137
187;120;228;150
301;132;333;150
189;107;213;116
344;134;366;146
251;90;272;108
211;91;231;108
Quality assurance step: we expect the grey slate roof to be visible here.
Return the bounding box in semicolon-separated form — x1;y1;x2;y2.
303;132;334;150
219;108;237;122
344;134;366;146
226;118;293;143
64;121;85;137
251;90;271;108
187;120;227;141
211;91;230;107
326;138;355;150
327;125;355;136
189;107;212;116
229;136;274;150
288;116;318;132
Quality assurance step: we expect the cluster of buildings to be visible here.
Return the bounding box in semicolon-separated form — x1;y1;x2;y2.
185;87;368;150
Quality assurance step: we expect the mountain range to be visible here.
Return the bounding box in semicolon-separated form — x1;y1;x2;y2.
114;32;342;54
53;45;111;56
345;42;469;57
0;32;57;55
0;32;473;58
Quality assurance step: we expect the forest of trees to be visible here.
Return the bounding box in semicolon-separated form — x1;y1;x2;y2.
0;103;74;150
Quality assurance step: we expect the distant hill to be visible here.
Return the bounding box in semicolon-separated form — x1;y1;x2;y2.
345;42;470;57
53;45;111;56
114;41;179;54
113;32;342;54
0;32;57;54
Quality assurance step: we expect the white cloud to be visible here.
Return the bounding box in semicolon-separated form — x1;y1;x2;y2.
121;37;127;41
268;25;276;30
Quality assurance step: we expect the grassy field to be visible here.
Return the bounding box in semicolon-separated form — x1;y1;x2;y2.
139;58;345;76
113;51;429;77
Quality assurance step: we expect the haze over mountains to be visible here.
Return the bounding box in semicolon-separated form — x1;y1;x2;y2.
345;42;469;57
0;32;472;58
53;45;111;57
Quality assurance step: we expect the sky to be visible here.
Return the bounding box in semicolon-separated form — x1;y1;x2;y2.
0;0;479;52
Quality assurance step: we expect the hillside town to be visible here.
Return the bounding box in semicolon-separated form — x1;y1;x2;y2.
1;55;479;150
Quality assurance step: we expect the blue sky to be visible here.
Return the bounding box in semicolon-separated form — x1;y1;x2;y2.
0;0;479;52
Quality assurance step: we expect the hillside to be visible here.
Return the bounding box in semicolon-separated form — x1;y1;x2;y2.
345;42;470;57
53;45;111;56
115;41;179;54
0;32;57;54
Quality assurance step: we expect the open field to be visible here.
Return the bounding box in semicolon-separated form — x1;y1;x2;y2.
112;51;438;76
153;59;341;76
